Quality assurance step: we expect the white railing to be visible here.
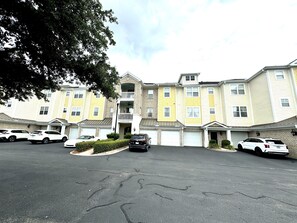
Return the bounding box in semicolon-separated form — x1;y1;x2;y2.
118;113;133;120
121;92;134;99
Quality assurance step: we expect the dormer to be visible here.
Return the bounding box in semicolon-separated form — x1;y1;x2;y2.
178;73;200;85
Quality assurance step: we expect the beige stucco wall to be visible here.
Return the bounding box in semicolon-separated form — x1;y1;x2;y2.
142;87;158;118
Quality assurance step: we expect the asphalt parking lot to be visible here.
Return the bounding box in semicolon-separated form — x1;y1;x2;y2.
0;141;297;223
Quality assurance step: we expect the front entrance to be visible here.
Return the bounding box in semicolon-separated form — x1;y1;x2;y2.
210;132;218;143
119;123;132;139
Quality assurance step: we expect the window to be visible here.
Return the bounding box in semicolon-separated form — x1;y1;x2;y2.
5;100;12;107
148;90;154;99
210;108;215;114
186;75;195;81
275;71;284;80
186;87;199;97
187;107;200;118
281;98;290;107
43;90;52;99
71;107;81;116
233;106;247;117
147;107;153;118
94;91;101;98
93;107;99;116
230;84;245;95
66;91;70;96
164;87;170;97
164;107;170;117
208;88;214;94
74;91;83;98
63;108;67;113
39;106;49;115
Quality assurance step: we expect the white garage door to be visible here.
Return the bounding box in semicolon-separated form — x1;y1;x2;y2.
140;130;158;145
184;131;202;147
81;128;96;136
69;128;78;139
99;128;112;140
161;130;180;146
231;132;248;147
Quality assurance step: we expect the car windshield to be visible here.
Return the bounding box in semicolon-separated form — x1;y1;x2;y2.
78;135;92;139
131;135;145;140
266;139;284;145
0;130;8;133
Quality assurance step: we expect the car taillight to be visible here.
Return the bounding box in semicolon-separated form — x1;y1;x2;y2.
264;144;270;148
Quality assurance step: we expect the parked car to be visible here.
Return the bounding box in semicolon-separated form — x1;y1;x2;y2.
28;130;68;144
0;129;30;142
129;134;151;152
64;135;100;148
237;137;289;156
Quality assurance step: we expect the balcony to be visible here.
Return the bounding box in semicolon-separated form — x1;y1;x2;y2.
118;113;133;121
121;92;134;100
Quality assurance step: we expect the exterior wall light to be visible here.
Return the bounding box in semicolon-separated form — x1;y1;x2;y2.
291;129;297;136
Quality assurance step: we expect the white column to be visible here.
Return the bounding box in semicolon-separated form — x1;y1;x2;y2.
227;129;232;145
47;125;51;130
61;125;66;135
203;128;209;147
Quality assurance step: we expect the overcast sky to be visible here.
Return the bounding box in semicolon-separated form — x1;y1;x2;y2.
101;0;297;83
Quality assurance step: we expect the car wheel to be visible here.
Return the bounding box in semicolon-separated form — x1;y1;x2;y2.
42;138;49;144
8;136;16;142
62;137;67;142
255;147;263;156
237;144;243;151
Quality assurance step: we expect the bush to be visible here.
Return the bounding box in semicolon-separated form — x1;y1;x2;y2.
124;133;132;139
76;141;97;152
208;139;219;149
224;145;235;150
93;139;129;154
106;133;119;140
221;139;231;148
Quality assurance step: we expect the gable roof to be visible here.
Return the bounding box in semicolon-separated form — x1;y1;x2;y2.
121;72;142;82
202;121;230;129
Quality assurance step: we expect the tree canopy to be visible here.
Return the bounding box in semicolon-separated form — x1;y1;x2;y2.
0;0;119;104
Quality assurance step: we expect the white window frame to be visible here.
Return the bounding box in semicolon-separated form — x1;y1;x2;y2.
232;106;248;117
186;87;199;97
164;107;170;117
186;75;195;81
43;90;52;99
147;107;153;118
66;91;70;96
39;106;49;115
5;100;12;107
210;107;215;114
74;91;84;99
71;107;81;116
208;88;214;94
280;98;290;107
94;91;101;98
164;87;170;98
230;84;245;95
275;71;285;80
93;107;99;116
187;107;200;118
148;90;154;99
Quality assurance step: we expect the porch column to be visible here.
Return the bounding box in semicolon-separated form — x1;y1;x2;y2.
47;125;51;130
203;128;208;147
227;129;232;145
61;125;66;135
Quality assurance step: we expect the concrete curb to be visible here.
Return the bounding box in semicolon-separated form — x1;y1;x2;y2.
70;146;128;157
207;148;237;153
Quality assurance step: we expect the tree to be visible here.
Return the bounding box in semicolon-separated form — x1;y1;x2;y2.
0;0;119;104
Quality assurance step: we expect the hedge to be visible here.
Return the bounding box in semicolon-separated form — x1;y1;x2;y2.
76;141;97;152
93;139;129;154
106;133;119;140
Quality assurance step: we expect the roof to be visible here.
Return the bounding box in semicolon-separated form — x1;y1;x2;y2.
178;73;200;83
251;116;297;130
78;118;112;126
140;118;184;128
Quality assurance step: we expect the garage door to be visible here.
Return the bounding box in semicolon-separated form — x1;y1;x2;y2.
161;130;180;146
81;128;96;136
69;128;78;139
231;132;248;148
184;131;202;147
99;128;112;140
140;130;158;145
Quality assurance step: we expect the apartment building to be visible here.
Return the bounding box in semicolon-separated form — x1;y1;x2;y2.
1;60;297;156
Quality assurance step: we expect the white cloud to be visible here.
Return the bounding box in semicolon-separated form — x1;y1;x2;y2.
102;0;297;83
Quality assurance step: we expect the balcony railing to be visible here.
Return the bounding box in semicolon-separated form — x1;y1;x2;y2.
118;113;133;120
121;92;134;99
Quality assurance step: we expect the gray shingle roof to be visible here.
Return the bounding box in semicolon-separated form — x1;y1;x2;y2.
78;118;112;126
140;118;184;128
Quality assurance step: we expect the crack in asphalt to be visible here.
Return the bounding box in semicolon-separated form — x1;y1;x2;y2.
75;182;88;185
154;192;173;201
114;175;134;196
202;191;297;207
99;175;110;182
134;168;140;173
277;188;297;196
137;179;144;190
145;183;191;191
87;187;105;200
120;203;144;223
86;200;120;212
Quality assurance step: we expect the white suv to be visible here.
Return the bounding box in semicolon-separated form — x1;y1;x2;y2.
0;129;30;142
237;137;289;156
28;130;68;144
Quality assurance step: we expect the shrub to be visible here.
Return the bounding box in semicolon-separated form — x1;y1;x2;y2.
93;139;129;154
221;139;231;148
208;139;219;149
106;133;119;140
124;133;132;139
76;141;97;152
224;145;235;150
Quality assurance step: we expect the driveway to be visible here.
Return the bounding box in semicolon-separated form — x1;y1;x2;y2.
0;142;296;223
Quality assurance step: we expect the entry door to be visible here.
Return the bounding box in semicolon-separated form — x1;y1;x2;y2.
210;132;218;143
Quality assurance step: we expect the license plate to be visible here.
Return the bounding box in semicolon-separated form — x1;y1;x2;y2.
135;142;139;144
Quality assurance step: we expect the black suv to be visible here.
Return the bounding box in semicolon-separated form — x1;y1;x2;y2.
129;134;151;152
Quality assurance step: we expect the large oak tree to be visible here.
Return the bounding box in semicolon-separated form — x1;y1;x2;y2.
0;0;119;104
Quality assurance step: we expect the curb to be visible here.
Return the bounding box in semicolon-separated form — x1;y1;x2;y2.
70;146;128;157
